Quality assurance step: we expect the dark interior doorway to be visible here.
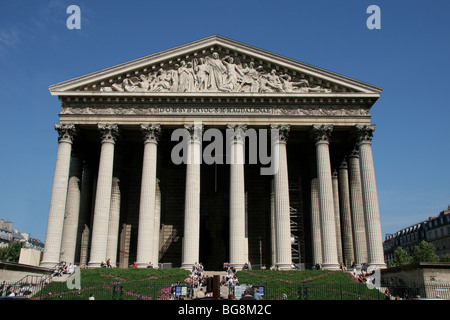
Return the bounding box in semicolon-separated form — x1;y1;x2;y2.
199;162;229;270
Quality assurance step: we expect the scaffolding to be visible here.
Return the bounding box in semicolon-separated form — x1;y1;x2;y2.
289;178;305;265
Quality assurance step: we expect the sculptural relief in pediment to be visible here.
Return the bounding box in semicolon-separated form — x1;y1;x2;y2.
99;51;332;94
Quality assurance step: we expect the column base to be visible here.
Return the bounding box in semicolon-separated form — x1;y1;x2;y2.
181;263;194;271
276;263;293;271
368;262;387;270
136;262;153;269
321;263;341;270
87;262;102;268
230;263;245;271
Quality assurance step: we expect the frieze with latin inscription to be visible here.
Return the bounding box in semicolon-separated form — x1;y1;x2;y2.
60;104;370;116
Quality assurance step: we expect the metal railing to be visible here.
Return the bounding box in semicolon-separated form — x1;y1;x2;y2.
2;277;448;300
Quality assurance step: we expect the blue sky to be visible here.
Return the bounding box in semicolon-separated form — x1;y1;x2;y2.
0;0;449;243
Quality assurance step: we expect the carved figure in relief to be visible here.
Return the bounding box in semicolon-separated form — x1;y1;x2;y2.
205;52;227;91
168;64;179;92
193;58;208;91
280;75;331;93
219;56;244;92
280;75;311;92
110;79;125;92
236;62;259;92
99;51;335;94
152;68;172;92
135;74;151;91
178;60;197;92
258;69;284;92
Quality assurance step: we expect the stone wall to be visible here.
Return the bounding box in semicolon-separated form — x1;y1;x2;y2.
0;262;51;283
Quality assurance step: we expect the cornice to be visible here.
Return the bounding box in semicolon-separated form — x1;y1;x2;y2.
58;92;379;107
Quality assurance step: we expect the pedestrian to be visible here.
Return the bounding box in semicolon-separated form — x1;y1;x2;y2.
253;287;262;300
195;288;205;299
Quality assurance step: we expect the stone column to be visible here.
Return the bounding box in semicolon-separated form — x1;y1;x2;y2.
272;124;292;270
152;178;161;268
106;154;122;267
348;146;368;265
228;124;247;270
355;125;386;269
136;124;161;268
312;125;339;270
338;159;355;267
77;161;93;266
181;123;202;270
41;124;77;268
88;124;118;268
332;169;343;265
60;152;82;264
270;180;277;267
310;175;322;266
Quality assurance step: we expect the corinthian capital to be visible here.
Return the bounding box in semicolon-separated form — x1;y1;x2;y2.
140;124;161;144
311;124;333;144
98;123;119;144
184;122;203;143
55;123;77;144
355;125;375;144
270;124;290;143
227;124;248;143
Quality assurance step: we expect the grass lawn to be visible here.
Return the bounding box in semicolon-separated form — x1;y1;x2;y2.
35;268;190;300
33;268;383;300
236;269;383;300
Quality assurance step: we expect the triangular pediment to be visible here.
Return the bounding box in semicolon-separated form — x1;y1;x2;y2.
49;35;382;96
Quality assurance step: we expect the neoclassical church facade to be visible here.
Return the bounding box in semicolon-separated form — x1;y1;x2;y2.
41;35;386;271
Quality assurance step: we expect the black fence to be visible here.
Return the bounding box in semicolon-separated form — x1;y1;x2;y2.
2;279;448;300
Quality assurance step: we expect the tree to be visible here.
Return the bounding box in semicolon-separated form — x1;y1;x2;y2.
411;241;439;263
0;241;24;262
390;246;411;267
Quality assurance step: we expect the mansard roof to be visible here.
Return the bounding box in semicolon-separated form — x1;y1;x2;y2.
49;35;382;98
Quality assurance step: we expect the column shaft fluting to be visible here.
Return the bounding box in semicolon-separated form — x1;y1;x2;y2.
356;125;386;269
272;125;292;270
332;170;343;265
270;180;277;266
181;124;202;270
348;147;368;265
228;124;247;270
152;179;161;268
136;124;160;268
338;159;355;267
313;125;339;270
77;162;93;266
88;124;118;267
106;157;122;267
60;153;82;264
41;124;77;268
310;176;322;265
